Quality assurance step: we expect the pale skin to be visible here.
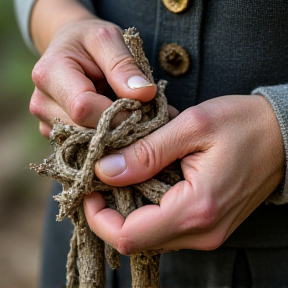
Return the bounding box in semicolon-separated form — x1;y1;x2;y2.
30;0;285;255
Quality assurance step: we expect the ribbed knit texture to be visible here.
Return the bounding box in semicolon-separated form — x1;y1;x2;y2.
253;85;288;204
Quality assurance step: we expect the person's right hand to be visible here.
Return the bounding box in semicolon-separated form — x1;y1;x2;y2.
30;8;156;138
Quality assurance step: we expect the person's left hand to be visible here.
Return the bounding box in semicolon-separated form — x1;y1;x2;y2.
84;94;285;254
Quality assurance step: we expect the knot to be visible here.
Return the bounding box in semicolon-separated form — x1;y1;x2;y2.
29;28;183;288
33;80;169;221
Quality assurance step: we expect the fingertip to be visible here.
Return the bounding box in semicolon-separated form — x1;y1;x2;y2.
127;75;152;89
84;191;106;218
111;74;157;102
125;80;157;102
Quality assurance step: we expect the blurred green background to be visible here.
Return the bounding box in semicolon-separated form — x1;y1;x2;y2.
0;0;53;287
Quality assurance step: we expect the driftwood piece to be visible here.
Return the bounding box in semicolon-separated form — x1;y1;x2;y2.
30;27;182;287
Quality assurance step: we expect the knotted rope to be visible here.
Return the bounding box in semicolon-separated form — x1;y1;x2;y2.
30;28;182;288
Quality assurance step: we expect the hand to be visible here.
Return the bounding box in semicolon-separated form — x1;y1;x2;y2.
29;1;156;137
84;95;285;254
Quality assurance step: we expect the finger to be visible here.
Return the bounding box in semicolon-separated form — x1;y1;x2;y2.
84;191;176;254
94;106;213;186
84;192;127;248
84;181;242;254
168;105;179;120
30;87;76;126
84;180;217;254
85;25;157;102
39;121;52;139
32;56;113;128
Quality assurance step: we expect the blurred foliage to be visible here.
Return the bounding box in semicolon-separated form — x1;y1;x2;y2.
0;0;52;156
0;2;53;287
0;0;36;112
0;0;53;203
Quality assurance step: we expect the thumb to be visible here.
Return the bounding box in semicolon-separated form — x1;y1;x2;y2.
90;25;157;102
95;130;175;186
94;109;204;186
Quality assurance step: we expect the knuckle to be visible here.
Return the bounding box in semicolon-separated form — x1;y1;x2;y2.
69;94;92;125
134;138;157;171
95;24;121;40
184;106;215;137
86;24;121;49
29;101;40;118
114;237;135;255
195;200;219;230
86;24;138;77
179;198;219;233
201;230;227;251
29;91;42;117
109;55;136;75
31;60;49;88
205;237;226;251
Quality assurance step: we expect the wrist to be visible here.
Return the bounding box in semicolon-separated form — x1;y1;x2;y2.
31;0;96;54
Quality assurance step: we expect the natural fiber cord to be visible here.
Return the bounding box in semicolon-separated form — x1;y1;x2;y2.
30;28;182;288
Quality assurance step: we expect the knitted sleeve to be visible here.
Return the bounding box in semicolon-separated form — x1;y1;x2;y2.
252;84;288;204
13;0;38;54
13;0;95;54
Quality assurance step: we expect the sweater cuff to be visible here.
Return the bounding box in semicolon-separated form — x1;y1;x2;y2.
13;0;38;54
13;0;95;55
252;84;288;204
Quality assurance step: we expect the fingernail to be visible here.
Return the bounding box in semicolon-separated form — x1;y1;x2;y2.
127;75;152;89
99;154;127;177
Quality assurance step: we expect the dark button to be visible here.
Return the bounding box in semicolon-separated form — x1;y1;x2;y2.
160;43;190;76
162;0;189;13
